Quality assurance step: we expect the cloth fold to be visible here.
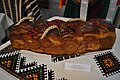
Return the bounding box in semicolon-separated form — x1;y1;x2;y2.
64;0;80;18
0;13;13;45
63;0;111;20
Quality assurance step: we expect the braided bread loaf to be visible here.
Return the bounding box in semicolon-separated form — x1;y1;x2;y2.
9;17;116;54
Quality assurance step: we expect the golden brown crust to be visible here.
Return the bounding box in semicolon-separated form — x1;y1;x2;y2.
21;35;41;49
9;18;116;55
10;35;28;49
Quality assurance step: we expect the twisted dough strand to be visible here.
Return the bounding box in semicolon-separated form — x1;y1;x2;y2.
40;25;61;39
15;17;34;26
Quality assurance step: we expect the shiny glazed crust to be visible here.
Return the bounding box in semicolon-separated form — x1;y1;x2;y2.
9;18;116;55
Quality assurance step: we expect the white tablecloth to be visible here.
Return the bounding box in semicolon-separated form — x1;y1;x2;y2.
0;17;120;80
0;13;13;45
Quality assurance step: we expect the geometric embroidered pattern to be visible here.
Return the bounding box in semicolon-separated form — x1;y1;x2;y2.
51;54;84;63
93;51;120;77
0;45;67;80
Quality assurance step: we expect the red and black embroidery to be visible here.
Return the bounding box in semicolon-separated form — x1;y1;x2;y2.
0;45;67;80
93;51;120;77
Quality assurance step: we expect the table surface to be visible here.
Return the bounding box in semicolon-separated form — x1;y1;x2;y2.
0;17;120;80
